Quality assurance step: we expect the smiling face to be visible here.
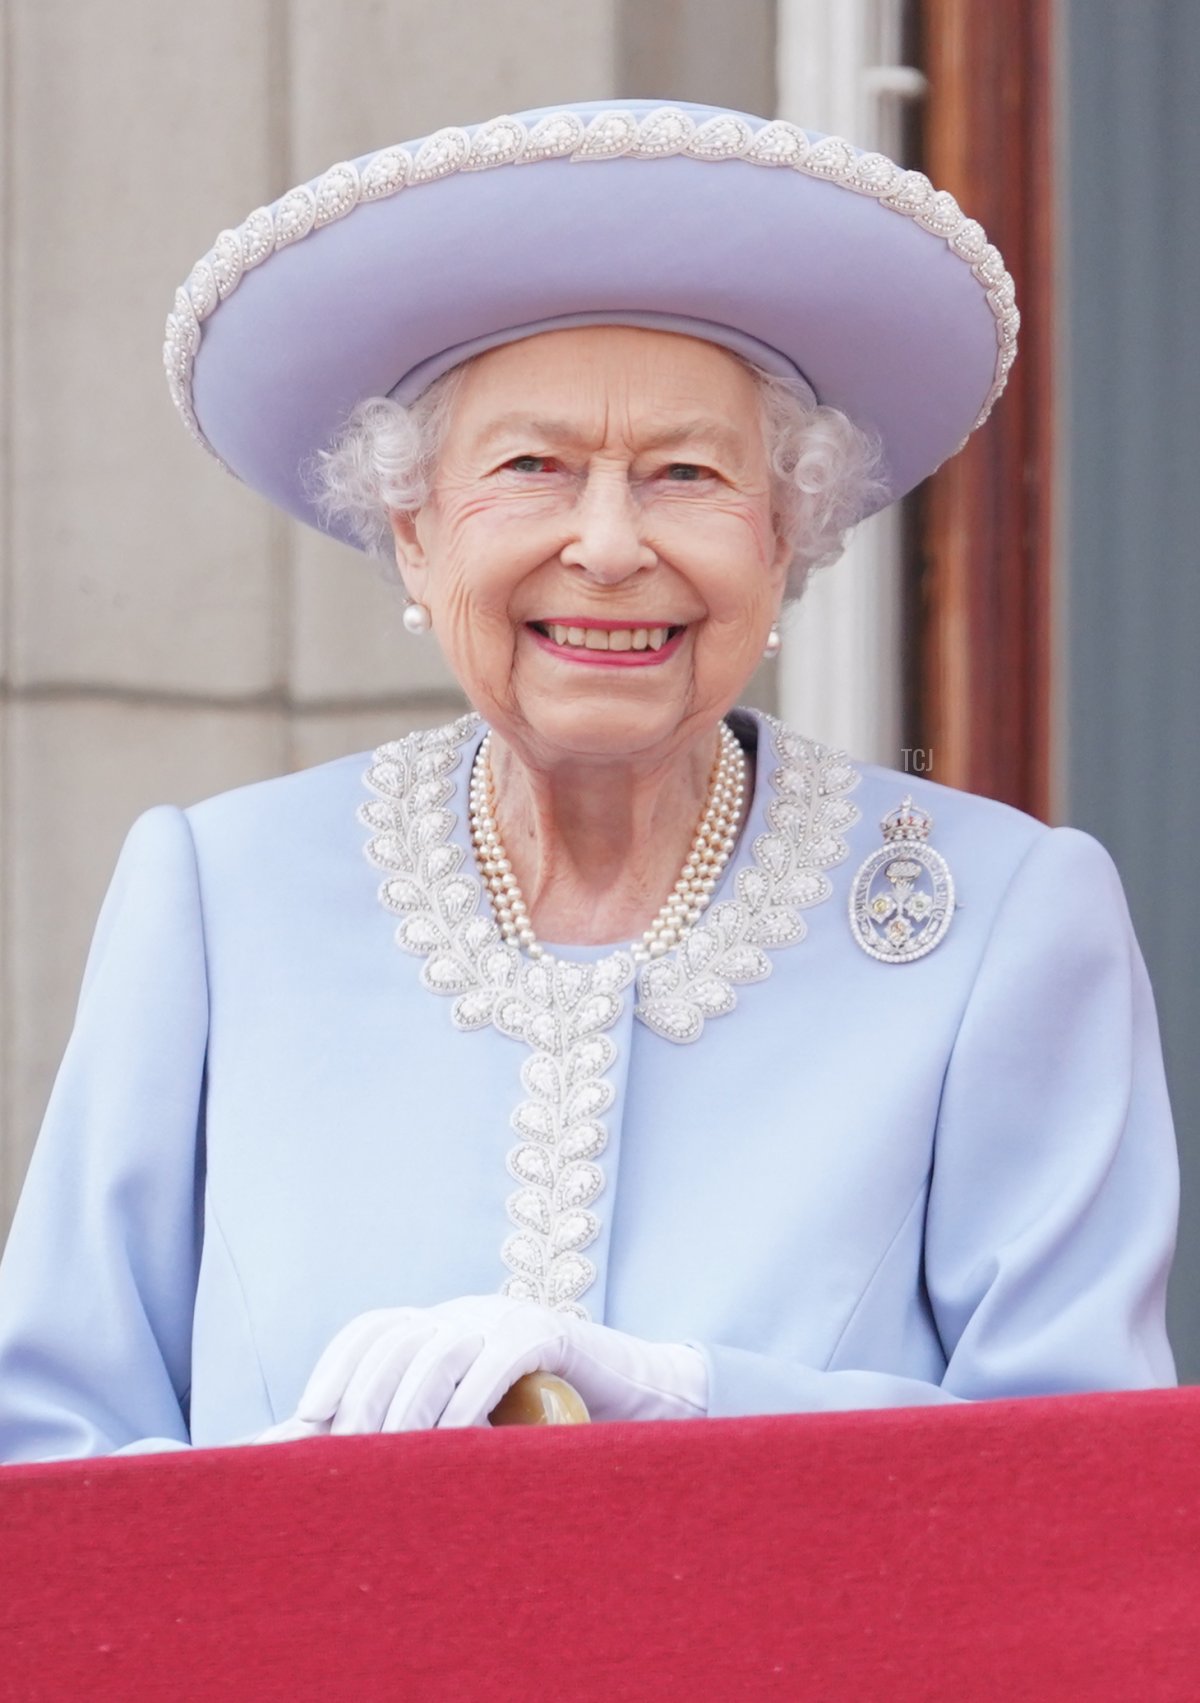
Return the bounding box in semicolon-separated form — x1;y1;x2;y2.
390;326;791;769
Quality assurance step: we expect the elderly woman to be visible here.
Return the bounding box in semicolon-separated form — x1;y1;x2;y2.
0;100;1178;1461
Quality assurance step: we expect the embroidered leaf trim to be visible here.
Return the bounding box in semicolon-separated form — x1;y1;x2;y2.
359;710;860;1314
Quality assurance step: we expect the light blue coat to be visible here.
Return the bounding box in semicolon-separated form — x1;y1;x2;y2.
0;710;1178;1462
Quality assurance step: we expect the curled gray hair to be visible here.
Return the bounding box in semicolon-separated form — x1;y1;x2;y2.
313;355;888;598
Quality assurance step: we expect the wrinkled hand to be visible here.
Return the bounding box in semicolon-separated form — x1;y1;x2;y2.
289;1294;708;1434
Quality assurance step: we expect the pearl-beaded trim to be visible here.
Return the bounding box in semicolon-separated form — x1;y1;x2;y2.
468;722;747;965
165;106;1017;471
361;711;861;1312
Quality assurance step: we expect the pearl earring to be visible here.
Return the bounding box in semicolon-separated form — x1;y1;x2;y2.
402;600;432;635
763;623;782;660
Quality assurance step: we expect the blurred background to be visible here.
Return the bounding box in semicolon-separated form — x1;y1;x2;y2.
0;0;1196;1375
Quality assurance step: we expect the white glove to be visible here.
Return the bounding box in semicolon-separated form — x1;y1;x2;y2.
291;1294;708;1433
246;1415;332;1446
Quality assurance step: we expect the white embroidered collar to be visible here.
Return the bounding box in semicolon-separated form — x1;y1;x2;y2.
358;709;860;1317
359;708;861;1044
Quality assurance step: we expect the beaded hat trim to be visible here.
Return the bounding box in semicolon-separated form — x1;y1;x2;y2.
164;105;1018;476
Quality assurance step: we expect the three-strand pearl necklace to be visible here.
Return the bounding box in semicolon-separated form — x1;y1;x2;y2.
468;722;747;965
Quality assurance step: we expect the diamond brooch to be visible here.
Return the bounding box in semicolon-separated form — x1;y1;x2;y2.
849;796;955;964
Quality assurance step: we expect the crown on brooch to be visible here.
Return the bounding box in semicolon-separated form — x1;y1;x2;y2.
881;795;933;843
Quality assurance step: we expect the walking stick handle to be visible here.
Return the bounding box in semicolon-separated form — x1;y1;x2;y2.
489;1371;590;1426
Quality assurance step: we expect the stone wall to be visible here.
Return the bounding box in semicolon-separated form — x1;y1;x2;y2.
0;0;777;1228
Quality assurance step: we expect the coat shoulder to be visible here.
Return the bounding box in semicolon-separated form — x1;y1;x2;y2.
185;747;371;840
849;759;1048;850
842;758;1059;926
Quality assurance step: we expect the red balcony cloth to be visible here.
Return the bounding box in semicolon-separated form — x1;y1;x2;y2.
1;1388;1197;1702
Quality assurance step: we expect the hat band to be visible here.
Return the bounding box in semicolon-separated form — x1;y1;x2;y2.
390;310;818;407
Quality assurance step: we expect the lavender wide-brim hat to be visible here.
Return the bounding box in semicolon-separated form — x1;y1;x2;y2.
164;98;1018;547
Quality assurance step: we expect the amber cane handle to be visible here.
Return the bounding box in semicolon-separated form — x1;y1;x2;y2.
488;1371;590;1426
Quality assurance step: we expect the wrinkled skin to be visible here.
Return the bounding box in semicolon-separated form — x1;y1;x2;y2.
390;325;790;945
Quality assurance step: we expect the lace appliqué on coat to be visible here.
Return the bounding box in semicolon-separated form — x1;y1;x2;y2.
635;718;861;1042
360;712;860;1317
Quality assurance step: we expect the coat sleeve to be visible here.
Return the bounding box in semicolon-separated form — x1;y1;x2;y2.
688;826;1180;1418
0;806;208;1462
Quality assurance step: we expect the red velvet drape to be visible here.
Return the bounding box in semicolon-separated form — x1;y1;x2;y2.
2;1389;1197;1700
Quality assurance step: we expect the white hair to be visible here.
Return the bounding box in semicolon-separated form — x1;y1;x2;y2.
313;352;888;598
